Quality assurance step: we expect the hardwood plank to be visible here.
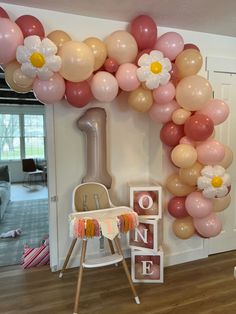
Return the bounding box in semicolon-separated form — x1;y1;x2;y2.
0;251;236;314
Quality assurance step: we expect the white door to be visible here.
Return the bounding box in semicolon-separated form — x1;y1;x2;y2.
206;57;236;254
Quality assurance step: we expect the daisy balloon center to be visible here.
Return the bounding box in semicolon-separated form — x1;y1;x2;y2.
30;51;45;68
211;176;223;188
150;61;162;74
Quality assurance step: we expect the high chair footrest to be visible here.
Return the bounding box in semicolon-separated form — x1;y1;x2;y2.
83;253;123;268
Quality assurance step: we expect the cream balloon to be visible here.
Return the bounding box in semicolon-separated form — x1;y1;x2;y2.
218;145;233;169
172;108;191;125
58;41;95;82
171;144;197;168
172;216;195;239
5;61;32;93
166;173;196;197
47;30;72;50
105;30;138;65
84;37;107;71
179;162;203;186
212;194;231;212
175;49;203;78
176;75;213;111
13;68;35;88
128;86;153;112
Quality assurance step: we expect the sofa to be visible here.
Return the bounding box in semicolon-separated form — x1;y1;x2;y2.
0;165;11;221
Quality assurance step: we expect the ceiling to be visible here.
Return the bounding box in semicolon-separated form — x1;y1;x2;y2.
1;0;236;37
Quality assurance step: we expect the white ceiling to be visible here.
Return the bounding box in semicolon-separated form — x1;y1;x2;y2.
2;0;236;37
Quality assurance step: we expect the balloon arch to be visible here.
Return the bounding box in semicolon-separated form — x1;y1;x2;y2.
0;7;233;240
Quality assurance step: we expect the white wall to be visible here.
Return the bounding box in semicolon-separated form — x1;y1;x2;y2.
1;2;236;269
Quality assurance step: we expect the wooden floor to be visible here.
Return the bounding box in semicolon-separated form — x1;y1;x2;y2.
1;251;236;314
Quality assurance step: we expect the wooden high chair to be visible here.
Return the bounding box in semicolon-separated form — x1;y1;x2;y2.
59;182;140;314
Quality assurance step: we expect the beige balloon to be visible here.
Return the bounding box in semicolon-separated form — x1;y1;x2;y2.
13;68;34;88
47;30;72;50
5;61;32;93
172;216;195;239
166;173;196;197
128;86;153;112
179;162;203;186
58;41;95;82
176;75;213;111
105;30;138;65
171;144;197;168
213;194;231;212
175;49;203;79
172;108;191;125
84;37;107;71
218;145;233;168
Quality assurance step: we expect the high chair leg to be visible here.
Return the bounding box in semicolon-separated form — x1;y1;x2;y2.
114;237;140;304
73;239;87;314
59;238;77;278
108;239;115;254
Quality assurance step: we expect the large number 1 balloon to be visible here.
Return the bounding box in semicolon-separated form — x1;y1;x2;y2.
77;107;112;189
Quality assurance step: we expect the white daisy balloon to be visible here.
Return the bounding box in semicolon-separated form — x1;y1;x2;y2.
136;50;172;90
16;35;62;81
197;165;231;198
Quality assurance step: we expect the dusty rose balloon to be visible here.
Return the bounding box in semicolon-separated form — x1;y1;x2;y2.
196;139;225;165
47;30;72;49
193;212;222;238
175;49;203;78
170;62;180;86
149;100;179;123
218;145;233;169
179;136;195;146
160;121;185;147
179;162;203;186
13;68;35;88
172;216;195;239
104;58;119;73
15;15;45;38
176;75;213;111
213;194;231;212
184;43;200;51
105;30;138;65
91;71;118;102
172;108;191;125
171;144;197;168
166;173;196;197
84;37;107;71
33;73;65;104
130;15;157;50
154;32;184;61
184;113;214;141
116;63;140;91
0;18;24;65
185;191;213;218
65;81;93;108
198;99;229;125
153;82;175;105
168;196;188;218
128;86;153;112
5;60;32;93
0;7;9;18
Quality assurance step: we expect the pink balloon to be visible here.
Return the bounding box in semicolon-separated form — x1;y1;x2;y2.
91;71;118;102
149;100;179;123
130;15;157;50
198;99;229;125
193;212;222;238
33;73;65;105
65;81;93;108
0;18;24;65
153;82;176;104
185;191;213;218
104;58;119;73
168;196;189;218
160;121;185;147
184;43;200;52
196;139;225;165
179;136;195;146
116;63;140;91
15;15;45;38
0;7;9;18
184;113;214;141
154;32;184;61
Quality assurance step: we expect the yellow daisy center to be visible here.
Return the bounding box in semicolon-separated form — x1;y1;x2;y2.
150;61;162;74
30;52;45;68
211;176;223;188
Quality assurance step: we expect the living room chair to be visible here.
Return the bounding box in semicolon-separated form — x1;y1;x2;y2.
59;182;140;314
22;158;44;187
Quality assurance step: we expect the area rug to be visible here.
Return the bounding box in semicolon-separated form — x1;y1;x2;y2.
0;199;48;267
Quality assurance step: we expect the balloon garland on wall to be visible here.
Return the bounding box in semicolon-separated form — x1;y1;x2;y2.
0;7;233;240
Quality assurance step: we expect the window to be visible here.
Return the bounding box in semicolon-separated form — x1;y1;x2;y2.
0;112;45;161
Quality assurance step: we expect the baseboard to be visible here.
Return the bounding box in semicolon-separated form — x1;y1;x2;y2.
164;248;208;266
